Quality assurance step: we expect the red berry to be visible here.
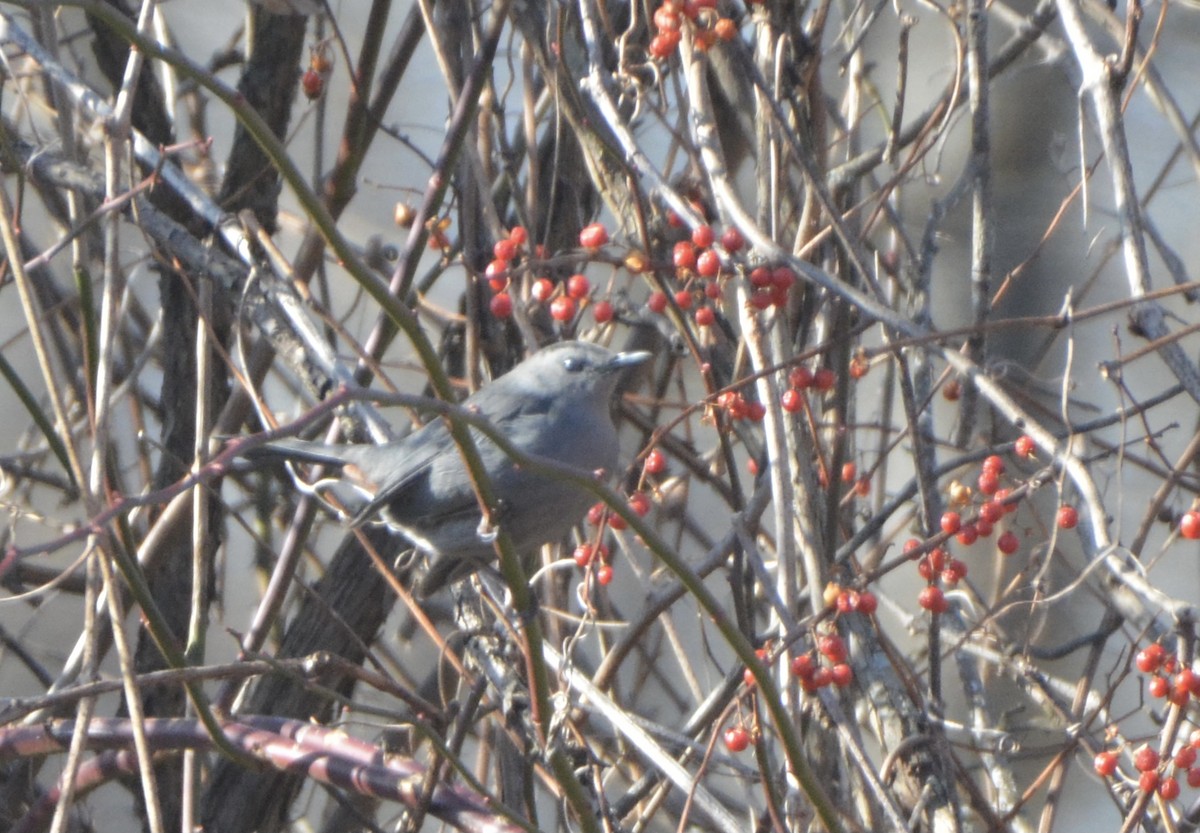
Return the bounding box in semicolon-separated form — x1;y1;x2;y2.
508;226;528;246
596;564;614;585
749;290;773;310
1176;746;1198;769
1175;669;1196;703
654;5;682;30
644;448;667;475
1149;675;1169;698
691;225;714;248
696;249;721;278
997;530;1019;555
956;525;979;546
788;366;813;389
849;356;869;379
749;266;772;288
945;558;968;583
1134;745;1160;772
579;222;609;248
940;512;961;535
813;367;836;391
982;454;1005;475
994;488;1018;514
302;68;324;100
723;726;750;752
648;30;680;58
592;300;614;323
1057;505;1078;529
485;258;509;288
647;290;668;313
1181;510;1200;540
1015;435;1036;458
531;277;555;302
673;289;693;310
695;307;715;327
943;379;961;401
781;389;802;412
918;585;947;613
810;666;833;688
720;227;744;252
836;590;860;614
771;266;796;292
628;492;652;516
703;281;721;299
673;240;697;270
857;591;878;614
903;538;923;558
841;462;857;483
573;544;596;568
566;274;591;299
488;293;513;318
975;518;994;538
790;654;815;679
1160;775;1180;800
929;548;948;572
977;470;1000;495
550;295;576;322
1137;643;1165;673
714;17;737;40
1139;770;1160;793
818;633;847;663
1188;767;1200;787
979;501;1003;524
745;401;766;422
1094;750;1119;777
916;557;935;582
493;238;518;261
830;663;853;687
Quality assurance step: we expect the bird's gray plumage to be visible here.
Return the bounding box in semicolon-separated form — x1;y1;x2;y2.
246;340;649;593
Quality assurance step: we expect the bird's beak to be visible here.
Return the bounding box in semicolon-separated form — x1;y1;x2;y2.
605;350;652;371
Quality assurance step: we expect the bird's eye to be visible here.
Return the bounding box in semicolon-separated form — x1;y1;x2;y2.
563;357;587;373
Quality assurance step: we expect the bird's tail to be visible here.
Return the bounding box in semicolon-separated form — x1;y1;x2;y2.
241;437;351;468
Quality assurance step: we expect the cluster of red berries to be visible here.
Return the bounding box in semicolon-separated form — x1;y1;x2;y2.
646;222;750;328
571;541;614;586
1095;731;1200;800
484;226;529;320
725;589;878;753
714;389;765;423
575;491;655;586
790;632;855;693
903;437;1085;615
833;461;871;497
1136;643;1200;706
486;224;618;324
648;1;738;60
779;365;836;414
902;447;1022;613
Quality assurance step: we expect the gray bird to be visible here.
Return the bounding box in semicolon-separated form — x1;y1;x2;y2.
247;340;650;594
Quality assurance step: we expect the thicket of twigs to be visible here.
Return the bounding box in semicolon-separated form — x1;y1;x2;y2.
0;1;1199;831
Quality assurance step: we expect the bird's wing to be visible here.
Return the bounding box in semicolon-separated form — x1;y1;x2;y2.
348;392;557;526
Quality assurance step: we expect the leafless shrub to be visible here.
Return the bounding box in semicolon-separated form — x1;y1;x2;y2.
1;1;1199;832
